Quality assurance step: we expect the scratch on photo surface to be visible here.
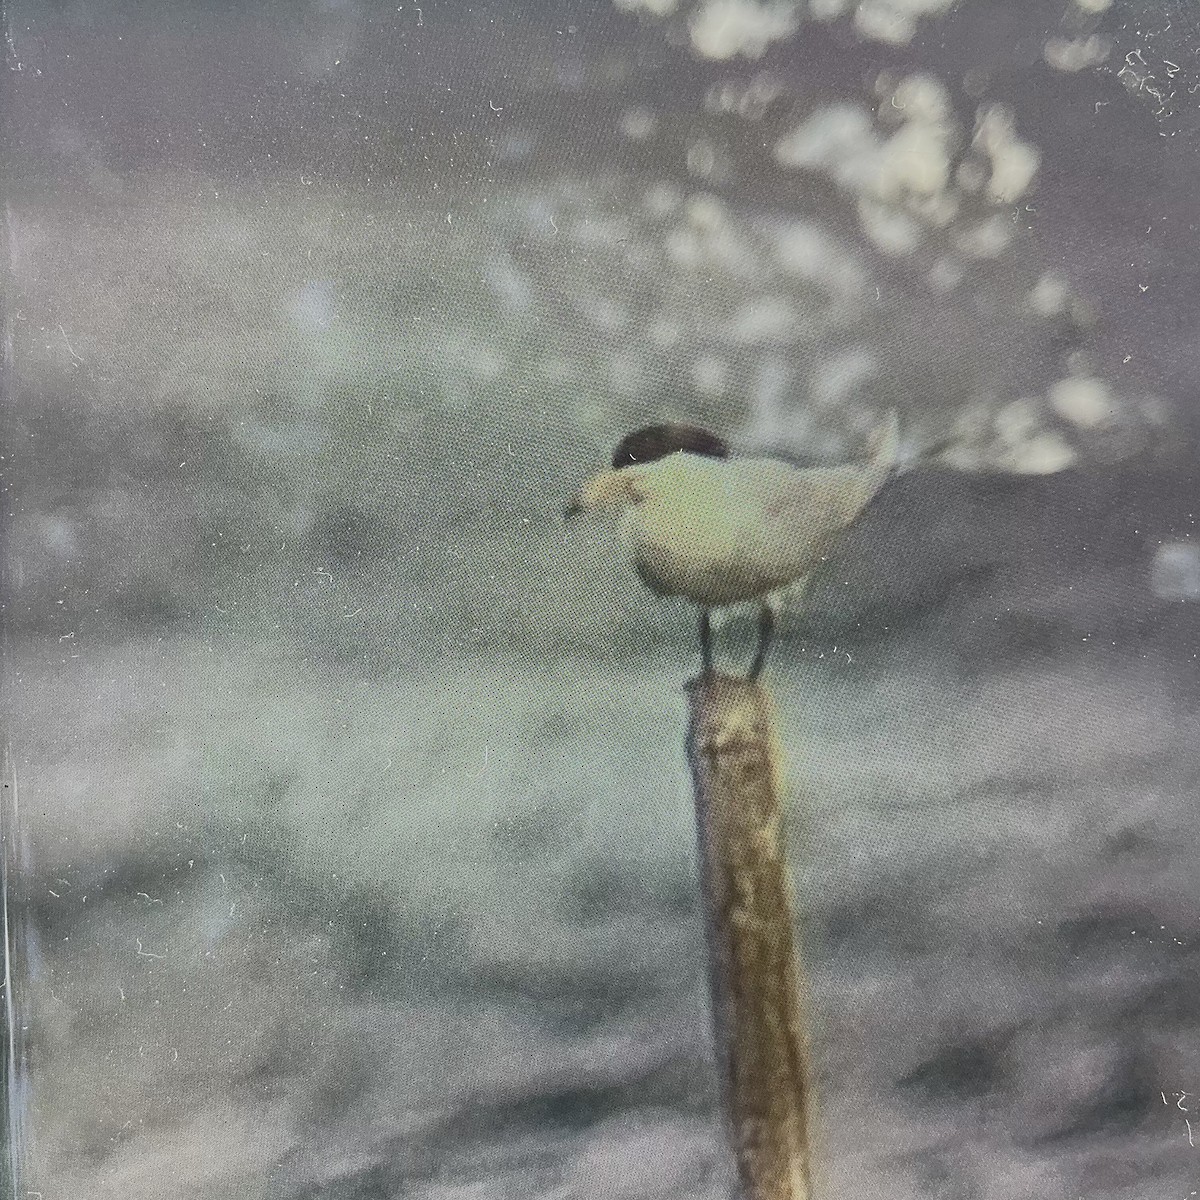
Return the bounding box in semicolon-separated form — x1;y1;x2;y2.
58;325;82;361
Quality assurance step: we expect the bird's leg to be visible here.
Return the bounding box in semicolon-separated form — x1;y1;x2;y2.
700;609;714;676
748;603;775;682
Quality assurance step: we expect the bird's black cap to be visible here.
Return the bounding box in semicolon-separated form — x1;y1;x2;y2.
611;423;730;470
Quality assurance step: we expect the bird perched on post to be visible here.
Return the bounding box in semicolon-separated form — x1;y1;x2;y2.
565;411;900;678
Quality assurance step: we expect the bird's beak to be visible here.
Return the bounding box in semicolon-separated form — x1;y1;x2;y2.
565;470;633;522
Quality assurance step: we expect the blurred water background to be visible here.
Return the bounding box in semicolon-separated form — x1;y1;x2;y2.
3;1;1200;1196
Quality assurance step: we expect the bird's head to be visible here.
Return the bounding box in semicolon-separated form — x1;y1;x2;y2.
564;469;641;521
566;422;729;521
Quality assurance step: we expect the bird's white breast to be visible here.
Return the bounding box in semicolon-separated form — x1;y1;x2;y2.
621;456;835;606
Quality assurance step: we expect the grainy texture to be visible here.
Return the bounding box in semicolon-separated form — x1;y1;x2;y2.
5;2;1200;1197
688;675;813;1200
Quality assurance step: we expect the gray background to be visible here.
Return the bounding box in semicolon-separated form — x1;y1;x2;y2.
3;0;1200;1196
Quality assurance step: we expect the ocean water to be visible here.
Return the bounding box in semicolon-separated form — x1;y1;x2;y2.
4;2;1200;1197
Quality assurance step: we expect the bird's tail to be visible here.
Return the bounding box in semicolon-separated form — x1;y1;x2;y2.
860;408;901;497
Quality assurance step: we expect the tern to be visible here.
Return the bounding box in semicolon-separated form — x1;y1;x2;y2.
566;412;900;678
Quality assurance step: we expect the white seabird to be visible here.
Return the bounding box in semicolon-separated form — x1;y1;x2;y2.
566;412;900;677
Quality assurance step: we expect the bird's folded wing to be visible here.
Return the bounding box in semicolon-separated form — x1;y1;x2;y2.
759;464;878;532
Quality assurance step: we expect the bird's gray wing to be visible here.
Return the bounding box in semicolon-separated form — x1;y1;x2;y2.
759;464;879;538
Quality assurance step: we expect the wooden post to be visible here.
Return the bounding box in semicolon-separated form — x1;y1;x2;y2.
686;673;814;1200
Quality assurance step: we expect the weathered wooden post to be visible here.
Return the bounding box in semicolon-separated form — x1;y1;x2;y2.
686;672;814;1200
